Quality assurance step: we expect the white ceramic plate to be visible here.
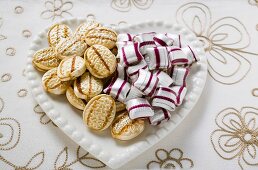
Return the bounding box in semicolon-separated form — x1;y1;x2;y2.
26;18;207;169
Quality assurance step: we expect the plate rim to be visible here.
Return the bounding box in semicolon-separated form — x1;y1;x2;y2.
26;18;207;169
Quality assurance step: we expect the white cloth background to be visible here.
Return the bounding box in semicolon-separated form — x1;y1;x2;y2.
1;0;258;169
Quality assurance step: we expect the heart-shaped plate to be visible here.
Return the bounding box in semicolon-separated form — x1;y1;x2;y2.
26;18;207;169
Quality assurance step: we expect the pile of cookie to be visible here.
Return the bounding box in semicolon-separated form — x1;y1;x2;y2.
32;20;198;141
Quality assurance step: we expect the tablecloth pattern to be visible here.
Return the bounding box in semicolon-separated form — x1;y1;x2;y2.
1;0;258;169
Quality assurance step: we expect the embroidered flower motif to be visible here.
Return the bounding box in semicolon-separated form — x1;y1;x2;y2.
176;2;257;85
111;0;153;12
41;0;73;20
211;107;258;169
147;148;193;169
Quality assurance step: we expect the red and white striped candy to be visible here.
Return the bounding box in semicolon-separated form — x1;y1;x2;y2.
133;69;159;97
116;63;128;80
171;86;187;106
181;45;198;64
103;78;131;102
166;33;183;48
168;46;189;65
133;32;156;54
171;67;189;86
145;47;171;70
153;33;174;47
126;98;154;119
116;41;134;58
149;108;171;125
153;70;173;87
120;42;144;67
126;85;143;101
117;33;134;42
152;87;177;111
126;60;148;83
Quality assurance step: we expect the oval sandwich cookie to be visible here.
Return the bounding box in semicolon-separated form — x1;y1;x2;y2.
75;20;100;39
83;94;116;131
66;86;86;110
55;36;88;59
32;47;61;72
47;23;73;47
57;56;86;81
73;72;103;100
42;68;70;95
84;44;117;78
85;27;117;49
111;111;145;140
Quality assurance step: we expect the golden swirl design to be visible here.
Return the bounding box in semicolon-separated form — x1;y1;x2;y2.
111;0;153;12
33;104;56;126
0;117;20;151
41;0;73;20
5;47;16;56
211;107;258;169
147;148;193;169
54;146;105;169
176;2;258;85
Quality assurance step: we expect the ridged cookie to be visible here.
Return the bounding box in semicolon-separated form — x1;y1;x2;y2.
74;72;103;100
32;47;61;72
85;27;117;49
57;56;86;81
83;94;116;131
75;20;100;39
84;45;117;78
66;86;86;110
111;111;145;140
48;24;72;47
55;36;88;59
42;68;69;95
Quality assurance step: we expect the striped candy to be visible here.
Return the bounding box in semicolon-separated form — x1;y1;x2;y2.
103;78;131;102
181;45;199;64
153;33;174;47
170;67;189;86
133;69;159;97
133;32;156;54
168;46;189;65
149;109;171;125
145;47;171;70
117;33;134;42
153;70;174;87
120;42;144;67
126;60;148;83
152;87;177;111
126;98;154;119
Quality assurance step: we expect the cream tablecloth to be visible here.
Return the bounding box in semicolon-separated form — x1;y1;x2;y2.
1;0;258;169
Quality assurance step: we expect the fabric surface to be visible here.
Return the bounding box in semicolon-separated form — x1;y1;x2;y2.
1;0;258;169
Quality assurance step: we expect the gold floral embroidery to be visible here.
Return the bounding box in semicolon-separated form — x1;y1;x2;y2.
210;107;258;169
22;30;32;38
0;97;4;113
0;117;20;151
5;47;16;56
147;148;194;169
17;89;28;97
1;73;12;82
111;0;153;12
33;104;56;126
176;2;258;85
41;0;73;20
0;117;45;169
0;151;45;169
248;0;258;6
54;146;105;169
14;6;24;14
